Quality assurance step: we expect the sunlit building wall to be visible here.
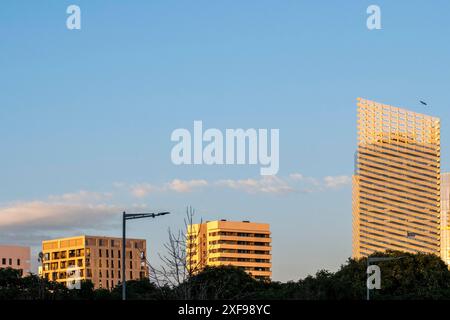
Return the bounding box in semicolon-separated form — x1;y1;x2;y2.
187;220;272;281
441;173;450;265
41;235;148;289
352;98;441;258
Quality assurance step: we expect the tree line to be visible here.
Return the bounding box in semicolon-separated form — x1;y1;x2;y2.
2;250;450;300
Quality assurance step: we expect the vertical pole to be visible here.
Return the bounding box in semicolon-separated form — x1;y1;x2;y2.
122;211;126;301
367;258;370;301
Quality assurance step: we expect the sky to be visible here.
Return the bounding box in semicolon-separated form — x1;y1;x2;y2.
0;1;449;282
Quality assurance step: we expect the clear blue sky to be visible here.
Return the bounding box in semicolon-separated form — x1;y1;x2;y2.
0;1;449;281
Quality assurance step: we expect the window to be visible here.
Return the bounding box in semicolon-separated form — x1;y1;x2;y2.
129;261;132;269
118;250;121;259
1;258;5;265
118;270;121;279
106;270;109;278
99;249;102;257
111;260;114;268
129;251;132;259
118;260;121;269
106;250;109;258
9;258;12;265
111;270;114;278
111;250;114;258
106;260;109;268
129;271;133;279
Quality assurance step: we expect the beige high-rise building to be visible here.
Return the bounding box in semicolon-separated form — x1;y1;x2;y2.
352;98;441;259
41;235;148;289
441;173;450;265
0;245;31;276
187;220;271;281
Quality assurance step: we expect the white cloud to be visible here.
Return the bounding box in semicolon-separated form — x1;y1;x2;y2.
0;189;122;244
129;179;208;197
130;183;160;198
48;190;112;203
323;175;351;188
289;173;304;181
216;176;295;194
0;201;117;230
165;179;208;193
127;174;351;197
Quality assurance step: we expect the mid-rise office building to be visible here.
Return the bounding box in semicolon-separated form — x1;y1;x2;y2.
352;98;441;258
441;173;450;265
187;220;272;281
41;235;147;289
0;245;31;276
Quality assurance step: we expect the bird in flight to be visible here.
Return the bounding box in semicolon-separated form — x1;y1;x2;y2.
419;100;428;106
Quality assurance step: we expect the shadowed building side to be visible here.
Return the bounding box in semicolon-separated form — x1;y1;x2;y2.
0;245;31;276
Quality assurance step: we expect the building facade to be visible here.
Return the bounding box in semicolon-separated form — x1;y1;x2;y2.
187;220;272;281
0;245;31;276
441;173;450;265
41;235;147;289
352;98;441;259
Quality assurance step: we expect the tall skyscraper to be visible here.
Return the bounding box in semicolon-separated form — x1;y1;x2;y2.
352;98;441;259
41;235;148;289
187;220;272;281
441;173;450;265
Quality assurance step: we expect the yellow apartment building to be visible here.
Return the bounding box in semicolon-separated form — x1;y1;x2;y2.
41;235;148;290
187;220;272;281
352;98;441;259
441;173;450;265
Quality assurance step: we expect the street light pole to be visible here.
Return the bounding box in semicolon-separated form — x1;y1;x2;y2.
121;210;170;301
366;256;406;301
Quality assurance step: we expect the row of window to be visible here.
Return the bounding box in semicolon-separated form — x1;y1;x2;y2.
43;259;83;271
1;258;21;266
209;232;270;238
209;249;270;255
93;239;143;249
237;266;271;272
45;249;87;261
208;240;271;247
209;257;270;263
44;258;141;271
